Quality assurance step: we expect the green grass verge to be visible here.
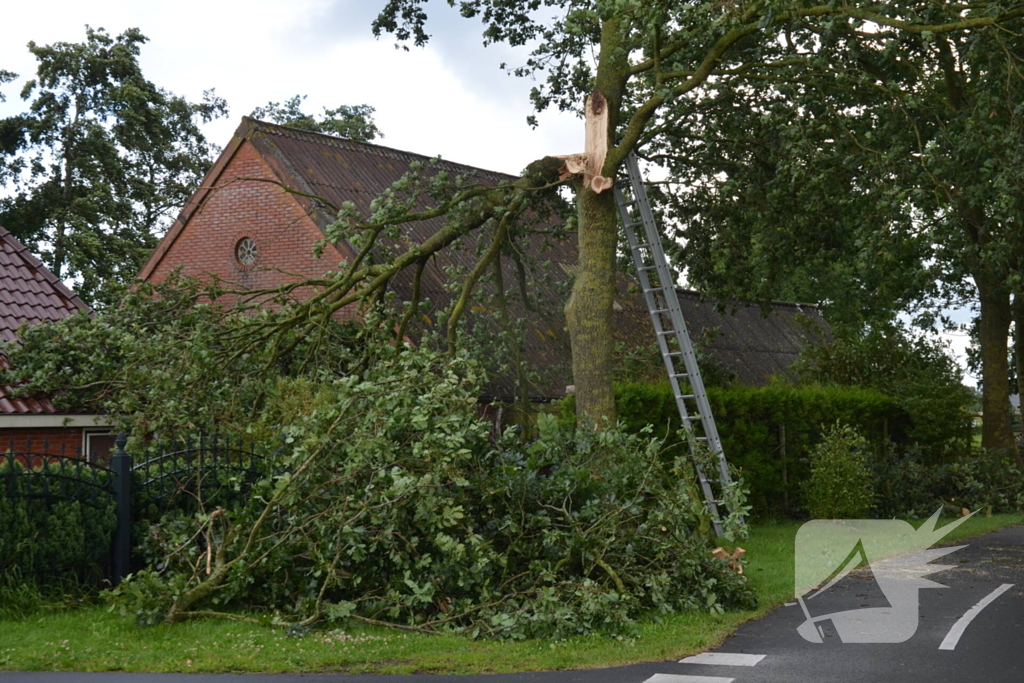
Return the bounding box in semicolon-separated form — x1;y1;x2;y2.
2;513;1020;674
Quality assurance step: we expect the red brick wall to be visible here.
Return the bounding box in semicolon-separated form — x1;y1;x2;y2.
1;428;84;458
147;140;355;315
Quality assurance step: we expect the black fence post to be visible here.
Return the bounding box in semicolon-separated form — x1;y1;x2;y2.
112;432;132;586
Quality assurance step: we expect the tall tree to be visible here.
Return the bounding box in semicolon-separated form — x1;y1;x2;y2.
0;27;227;305
251;95;382;141
0;70;13;96
371;1;1024;424
657;16;1024;454
0;70;23;158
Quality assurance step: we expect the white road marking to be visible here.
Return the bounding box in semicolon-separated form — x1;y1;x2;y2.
939;583;1015;651
643;675;735;683
679;653;766;666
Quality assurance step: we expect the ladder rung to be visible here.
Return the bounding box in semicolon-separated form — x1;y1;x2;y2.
622;150;737;529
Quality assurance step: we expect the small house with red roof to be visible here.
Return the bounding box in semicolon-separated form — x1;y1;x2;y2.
0;226;115;461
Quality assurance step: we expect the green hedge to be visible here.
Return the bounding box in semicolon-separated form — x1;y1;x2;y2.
0;458;117;585
563;382;907;517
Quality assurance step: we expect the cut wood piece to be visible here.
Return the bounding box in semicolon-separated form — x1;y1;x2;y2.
554;90;614;193
557;154;587;179
584;90;610;185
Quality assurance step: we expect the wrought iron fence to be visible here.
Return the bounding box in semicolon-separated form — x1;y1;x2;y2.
1;433;271;587
133;433;270;523
0;450;116;585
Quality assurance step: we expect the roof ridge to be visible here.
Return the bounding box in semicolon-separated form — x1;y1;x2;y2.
0;225;91;314
243;117;517;184
674;286;819;311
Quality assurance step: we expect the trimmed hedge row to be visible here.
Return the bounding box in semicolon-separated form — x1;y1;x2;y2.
564;382;913;517
0;458;117;584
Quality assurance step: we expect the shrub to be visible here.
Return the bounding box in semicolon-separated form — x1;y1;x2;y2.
0;457;117;585
565;381;904;517
941;450;1024;514
872;444;945;518
108;349;755;638
874;445;1024;518
803;423;875;519
796;323;973;460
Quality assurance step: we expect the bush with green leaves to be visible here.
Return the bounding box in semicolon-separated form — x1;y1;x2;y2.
2;276;753;636
107;349;753;638
803;423;875;519
942;450;1024;514
872;443;945;518
873;444;1024;518
567;381;902;517
0;458;117;584
796;323;973;460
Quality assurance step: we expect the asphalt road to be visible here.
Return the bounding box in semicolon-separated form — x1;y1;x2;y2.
3;523;1022;683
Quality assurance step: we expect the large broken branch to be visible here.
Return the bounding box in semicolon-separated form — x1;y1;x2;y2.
223;156;569;361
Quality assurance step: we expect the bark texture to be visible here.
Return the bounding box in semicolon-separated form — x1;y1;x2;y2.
1014;293;1024;465
975;271;1016;454
566;185;619;423
563;17;632;425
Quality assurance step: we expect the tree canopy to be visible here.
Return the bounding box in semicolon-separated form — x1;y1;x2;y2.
649;10;1024;450
367;1;1024;437
1;275;752;634
251;95;382;141
0;27;227;306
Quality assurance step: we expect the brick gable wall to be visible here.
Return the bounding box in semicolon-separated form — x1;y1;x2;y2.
147;140;354;314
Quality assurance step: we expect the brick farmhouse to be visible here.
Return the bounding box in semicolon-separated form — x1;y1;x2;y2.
140;117;829;402
0;117;828;457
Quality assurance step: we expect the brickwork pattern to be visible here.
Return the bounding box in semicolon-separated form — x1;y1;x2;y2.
148;141;355;315
2;428;85;457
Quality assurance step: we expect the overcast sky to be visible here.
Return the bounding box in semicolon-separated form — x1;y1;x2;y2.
1;0;979;382
0;0;583;174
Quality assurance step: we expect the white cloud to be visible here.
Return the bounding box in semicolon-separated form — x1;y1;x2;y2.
0;0;582;175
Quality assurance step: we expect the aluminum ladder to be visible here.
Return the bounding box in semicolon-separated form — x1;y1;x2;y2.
613;151;737;537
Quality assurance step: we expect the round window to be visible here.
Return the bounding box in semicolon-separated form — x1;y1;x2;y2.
235;237;258;267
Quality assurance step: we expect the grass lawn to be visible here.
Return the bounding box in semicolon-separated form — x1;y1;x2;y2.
1;513;1020;675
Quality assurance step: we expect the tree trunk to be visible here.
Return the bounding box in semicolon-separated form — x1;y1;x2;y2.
1013;293;1024;465
975;272;1016;454
565;17;631;426
566;184;619;424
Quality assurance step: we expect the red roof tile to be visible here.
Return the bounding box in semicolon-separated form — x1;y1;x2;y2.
0;226;91;414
